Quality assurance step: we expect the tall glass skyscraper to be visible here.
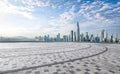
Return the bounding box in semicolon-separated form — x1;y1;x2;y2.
77;22;80;42
101;29;104;42
74;32;76;42
71;30;73;42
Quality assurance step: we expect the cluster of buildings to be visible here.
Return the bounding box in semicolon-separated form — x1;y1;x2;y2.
0;22;119;43
35;22;120;43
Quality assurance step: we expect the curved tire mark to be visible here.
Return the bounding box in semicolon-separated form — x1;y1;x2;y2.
0;45;108;74
0;45;91;58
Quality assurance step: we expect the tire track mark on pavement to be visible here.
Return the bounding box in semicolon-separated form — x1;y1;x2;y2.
0;45;91;58
0;45;108;74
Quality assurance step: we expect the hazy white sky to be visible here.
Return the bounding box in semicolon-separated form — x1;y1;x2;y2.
0;0;120;37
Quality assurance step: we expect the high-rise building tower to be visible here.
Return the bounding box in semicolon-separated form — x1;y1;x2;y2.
81;33;84;42
90;34;94;42
115;34;118;43
86;32;89;42
63;35;68;42
74;32;76;42
77;22;80;42
110;34;113;43
101;29;104;42
57;33;60;41
68;34;71;42
105;32;108;43
71;30;73;42
95;34;100;43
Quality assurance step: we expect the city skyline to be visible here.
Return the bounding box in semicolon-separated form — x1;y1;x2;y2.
0;21;119;43
34;22;119;43
0;20;119;42
0;0;120;37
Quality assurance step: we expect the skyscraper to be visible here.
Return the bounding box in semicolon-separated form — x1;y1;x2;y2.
57;33;60;41
105;32;108;43
68;35;71;42
74;32;76;42
71;30;73;42
90;34;94;42
77;22;80;42
101;29;104;42
81;33;84;42
110;34;113;43
95;34;100;43
115;34;118;43
86;32;89;42
63;35;68;42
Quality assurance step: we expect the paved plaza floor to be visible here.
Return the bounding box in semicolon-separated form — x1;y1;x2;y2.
0;42;120;74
